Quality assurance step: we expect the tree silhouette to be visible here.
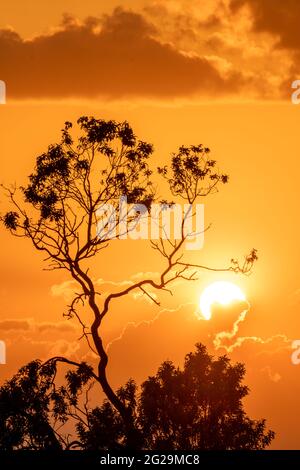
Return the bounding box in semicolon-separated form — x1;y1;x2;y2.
0;360;62;450
0;344;274;450
0;358;96;450
1;117;257;446
138;344;274;450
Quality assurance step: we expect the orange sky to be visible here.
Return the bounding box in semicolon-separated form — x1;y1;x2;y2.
0;0;300;449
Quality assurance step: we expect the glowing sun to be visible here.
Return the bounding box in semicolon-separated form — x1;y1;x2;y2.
199;281;246;320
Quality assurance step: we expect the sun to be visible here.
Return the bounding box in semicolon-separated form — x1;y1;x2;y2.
199;281;246;320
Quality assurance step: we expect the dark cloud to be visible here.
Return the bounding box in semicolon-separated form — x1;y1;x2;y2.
1;7;244;100
231;0;300;51
231;0;300;95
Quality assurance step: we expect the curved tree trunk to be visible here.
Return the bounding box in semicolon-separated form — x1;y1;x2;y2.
73;262;140;449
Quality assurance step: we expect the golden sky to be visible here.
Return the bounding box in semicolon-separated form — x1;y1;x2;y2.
0;0;300;449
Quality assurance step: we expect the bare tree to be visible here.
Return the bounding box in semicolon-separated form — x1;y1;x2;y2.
1;117;257;446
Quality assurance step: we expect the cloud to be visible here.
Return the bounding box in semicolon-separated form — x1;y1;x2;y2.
261;366;282;383
1;7;245;100
51;274;159;304
0;318;77;334
230;0;300;97
47;339;81;357
231;0;300;51
106;299;293;387
37;322;76;333
0;319;30;330
145;0;296;100
1;2;297;101
213;304;249;351
51;280;76;301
